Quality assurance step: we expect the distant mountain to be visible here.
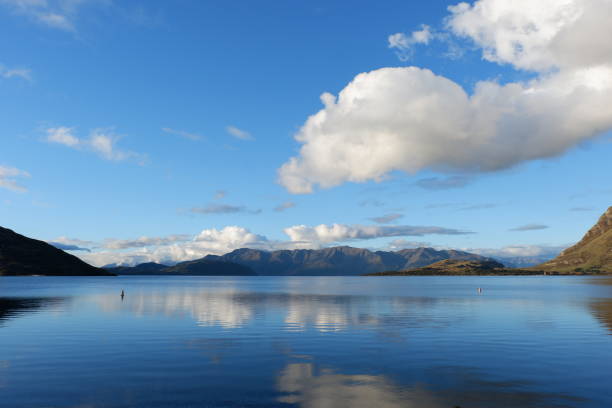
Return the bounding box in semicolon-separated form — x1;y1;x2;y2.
493;255;557;268
536;206;612;273
203;246;490;276
111;260;256;276
105;262;168;275
0;226;113;276
163;259;256;276
366;259;540;276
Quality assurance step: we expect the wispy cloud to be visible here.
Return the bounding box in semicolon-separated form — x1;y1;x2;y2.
45;126;146;164
162;127;202;141
369;213;403;224
0;0;119;32
416;176;472;190
214;190;227;200
570;206;595;212
1;0;78;31
459;203;498;211
0;64;31;81
103;234;192;250
509;224;549;232
386;238;432;251
274;201;296;212
226;125;254;141
284;223;473;247
358;199;385;208
190;203;261;215
48;242;91;252
0;165;30;192
388;24;433;61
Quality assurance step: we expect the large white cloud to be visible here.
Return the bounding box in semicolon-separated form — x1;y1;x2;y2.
447;0;612;72
278;0;612;194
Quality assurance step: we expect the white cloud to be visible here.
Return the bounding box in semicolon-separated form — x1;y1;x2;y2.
103;234;192;250
446;0;612;72
214;190;227;200
0;165;30;192
162;127;202;141
46;126;79;147
274;201;296;212
0;0;114;32
388;24;433;61
470;244;565;258
190;203;261;215
283;223;472;247
416;176;472;190
386;239;432;251
46;126;145;163
226;125;254;141
278;0;612;194
509;224;549;232
80;226;274;266
369;213;403;224
0;64;31;81
1;0;77;31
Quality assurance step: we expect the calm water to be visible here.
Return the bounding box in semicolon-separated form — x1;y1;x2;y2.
1;276;612;408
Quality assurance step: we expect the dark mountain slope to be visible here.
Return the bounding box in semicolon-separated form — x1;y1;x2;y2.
0;226;112;276
536;206;612;273
162;259;256;276
106;262;167;275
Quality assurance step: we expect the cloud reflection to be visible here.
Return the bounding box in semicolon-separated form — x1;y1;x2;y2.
94;289;466;335
276;362;585;408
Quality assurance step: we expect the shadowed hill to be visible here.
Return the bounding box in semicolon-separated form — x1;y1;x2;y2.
106;262;168;275
110;260;256;276
365;259;539;276
0;226;112;276
536;207;612;273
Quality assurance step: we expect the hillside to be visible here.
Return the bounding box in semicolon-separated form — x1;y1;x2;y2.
203;246;490;276
0;226;113;276
366;259;539;276
106;262;168;275
161;259;256;276
536;207;612;273
110;260;257;276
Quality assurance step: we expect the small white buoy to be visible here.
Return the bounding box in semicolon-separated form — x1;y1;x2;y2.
477;287;483;293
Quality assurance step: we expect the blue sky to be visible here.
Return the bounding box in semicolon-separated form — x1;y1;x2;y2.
1;0;611;266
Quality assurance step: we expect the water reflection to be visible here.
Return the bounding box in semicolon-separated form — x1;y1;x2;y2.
276;362;585;408
589;299;612;333
95;289;254;328
0;297;65;326
92;289;464;334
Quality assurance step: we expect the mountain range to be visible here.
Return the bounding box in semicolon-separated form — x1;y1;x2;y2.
108;260;256;276
191;246;491;276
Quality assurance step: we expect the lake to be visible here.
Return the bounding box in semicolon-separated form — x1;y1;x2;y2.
1;276;612;408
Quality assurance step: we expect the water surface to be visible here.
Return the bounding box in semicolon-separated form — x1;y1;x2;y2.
1;276;612;407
